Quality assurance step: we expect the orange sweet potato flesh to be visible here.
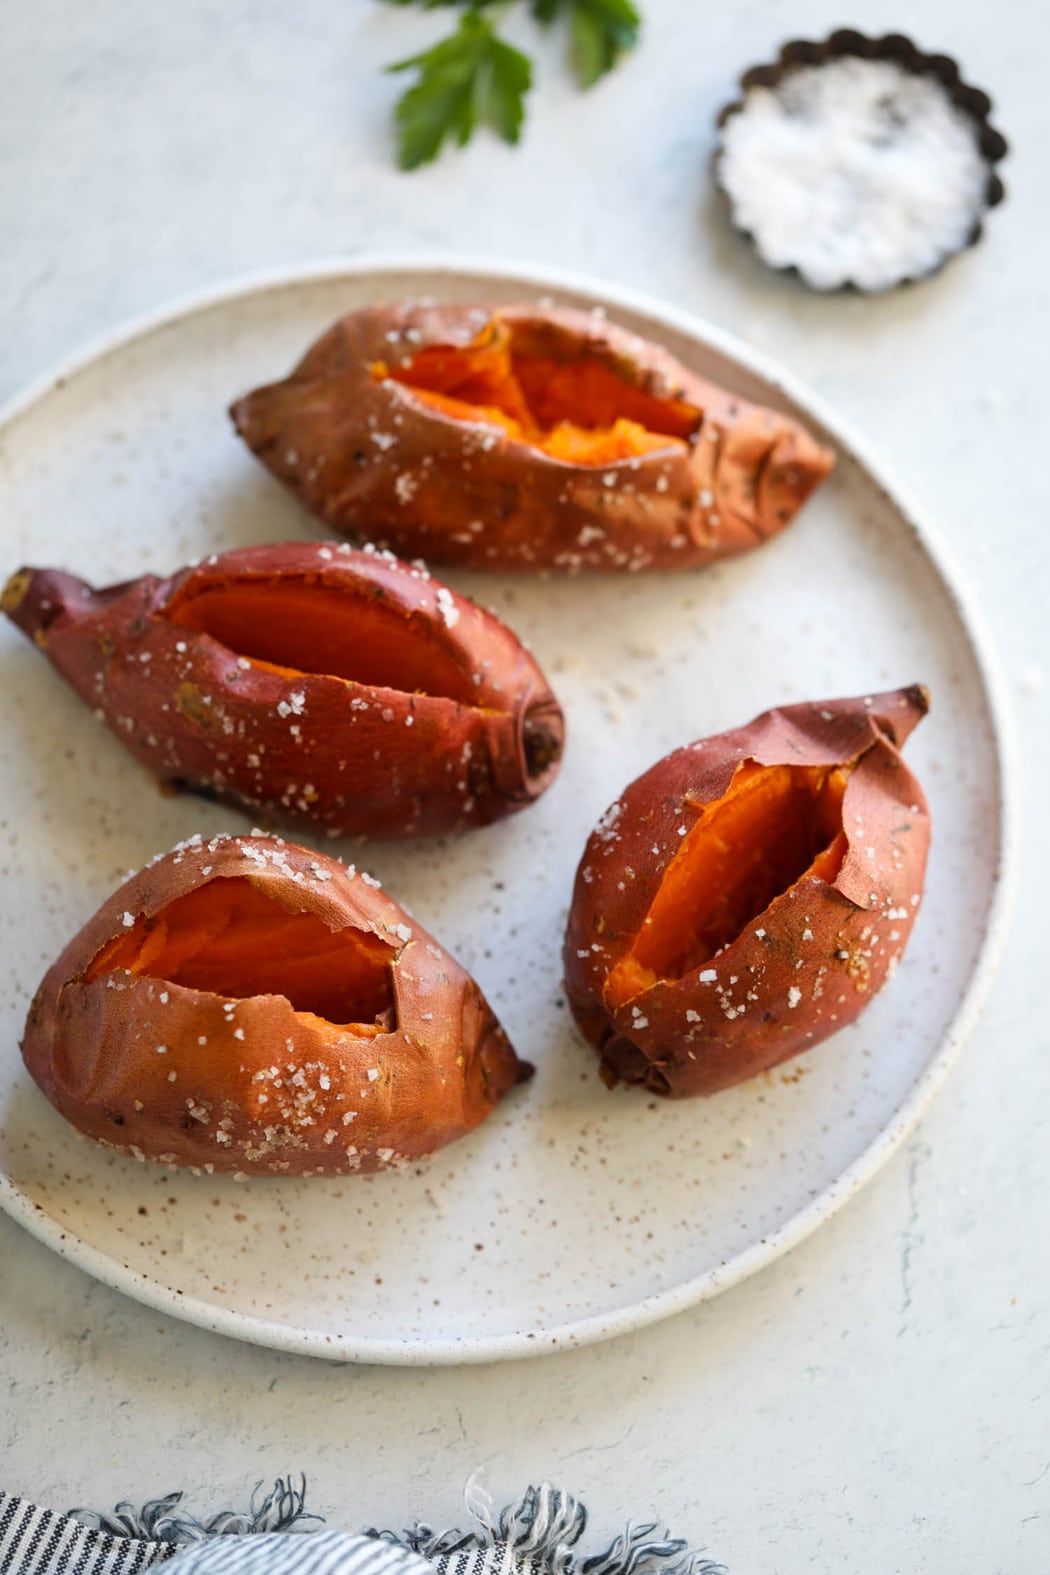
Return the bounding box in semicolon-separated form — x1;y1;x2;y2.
564;689;930;1097
167;577;478;703
3;543;564;837
606;764;848;1003
379;327;701;465
229;302;835;571
22;835;530;1174
85;877;395;1031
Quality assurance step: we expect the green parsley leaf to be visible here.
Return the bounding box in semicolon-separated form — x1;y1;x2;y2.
531;0;641;88
381;0;641;165
570;0;641;87
388;10;532;169
479;34;533;142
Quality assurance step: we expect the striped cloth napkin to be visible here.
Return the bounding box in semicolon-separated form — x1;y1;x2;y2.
0;1482;723;1575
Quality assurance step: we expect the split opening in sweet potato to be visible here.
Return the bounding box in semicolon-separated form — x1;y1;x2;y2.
375;319;702;466
85;877;396;1032
164;575;478;703
606;763;849;1003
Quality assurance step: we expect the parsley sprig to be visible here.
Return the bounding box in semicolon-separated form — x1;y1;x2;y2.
382;0;643;169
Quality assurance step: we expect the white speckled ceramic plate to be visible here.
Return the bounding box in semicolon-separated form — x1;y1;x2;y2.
0;261;1014;1364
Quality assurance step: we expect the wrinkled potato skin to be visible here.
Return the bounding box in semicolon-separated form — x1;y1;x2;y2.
564;689;931;1097
2;543;564;837
22;836;528;1174
230;303;834;572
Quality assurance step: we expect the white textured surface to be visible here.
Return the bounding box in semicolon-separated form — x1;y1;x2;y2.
0;0;1047;1569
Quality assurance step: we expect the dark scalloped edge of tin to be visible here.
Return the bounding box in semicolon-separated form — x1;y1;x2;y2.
713;28;1009;293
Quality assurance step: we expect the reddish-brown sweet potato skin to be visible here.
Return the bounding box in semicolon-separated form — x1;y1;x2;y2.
564;689;931;1097
229;303;834;572
2;543;563;837
22;835;528;1174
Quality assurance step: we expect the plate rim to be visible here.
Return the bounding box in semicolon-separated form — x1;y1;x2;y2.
0;253;1019;1364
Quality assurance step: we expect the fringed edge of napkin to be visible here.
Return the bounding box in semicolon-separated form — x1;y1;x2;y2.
71;1480;319;1545
67;1479;724;1575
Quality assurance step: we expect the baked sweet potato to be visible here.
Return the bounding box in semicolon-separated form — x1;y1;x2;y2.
564;688;930;1096
230;303;834;571
22;834;529;1174
2;543;563;837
